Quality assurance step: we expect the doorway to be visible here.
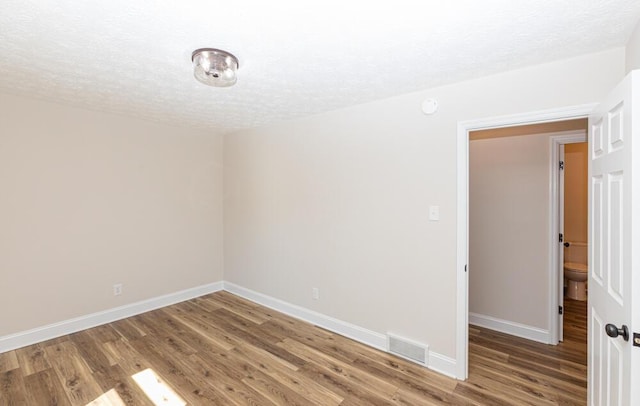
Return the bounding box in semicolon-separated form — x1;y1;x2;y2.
555;137;588;342
457;72;640;402
454;104;597;380
467;124;586;346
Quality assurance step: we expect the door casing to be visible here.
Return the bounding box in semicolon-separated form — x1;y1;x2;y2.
550;132;588;343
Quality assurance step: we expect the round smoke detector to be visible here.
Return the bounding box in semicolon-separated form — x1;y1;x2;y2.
421;98;439;115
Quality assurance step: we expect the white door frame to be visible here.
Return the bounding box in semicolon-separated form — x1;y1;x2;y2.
455;103;597;380
550;132;587;344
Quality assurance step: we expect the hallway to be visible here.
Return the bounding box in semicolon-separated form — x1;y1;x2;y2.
467;298;587;405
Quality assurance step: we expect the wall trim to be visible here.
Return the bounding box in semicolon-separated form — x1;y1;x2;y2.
223;282;458;378
428;352;458;379
0;282;224;353
469;313;551;344
1;281;458;379
223;282;388;350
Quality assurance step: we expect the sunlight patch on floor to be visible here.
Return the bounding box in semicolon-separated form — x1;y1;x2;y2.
86;388;126;406
132;368;187;406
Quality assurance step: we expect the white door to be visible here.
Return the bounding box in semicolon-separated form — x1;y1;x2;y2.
588;70;639;405
558;144;565;342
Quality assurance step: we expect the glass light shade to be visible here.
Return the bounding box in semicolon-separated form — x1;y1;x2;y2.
192;48;239;87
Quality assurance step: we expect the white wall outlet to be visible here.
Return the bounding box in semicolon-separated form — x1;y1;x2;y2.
113;283;123;296
312;287;319;300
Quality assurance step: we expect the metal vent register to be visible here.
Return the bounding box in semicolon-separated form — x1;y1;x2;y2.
387;333;428;365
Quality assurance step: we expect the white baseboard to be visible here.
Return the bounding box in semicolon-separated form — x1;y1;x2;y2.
224;282;458;378
0;281;224;353
0;280;458;379
469;312;550;344
223;282;387;350
428;352;458;379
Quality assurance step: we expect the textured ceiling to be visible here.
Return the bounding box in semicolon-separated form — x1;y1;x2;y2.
1;1;639;134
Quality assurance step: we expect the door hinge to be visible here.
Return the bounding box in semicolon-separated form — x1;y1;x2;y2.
559;233;564;243
559;161;564;170
559;306;563;315
464;265;467;273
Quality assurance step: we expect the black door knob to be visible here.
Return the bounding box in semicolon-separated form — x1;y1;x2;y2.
605;324;629;341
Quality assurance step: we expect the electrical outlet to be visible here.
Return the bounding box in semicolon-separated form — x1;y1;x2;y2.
312;287;319;300
113;283;123;296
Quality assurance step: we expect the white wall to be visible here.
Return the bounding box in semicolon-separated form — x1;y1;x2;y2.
224;48;625;361
626;18;640;72
0;93;224;337
469;133;551;330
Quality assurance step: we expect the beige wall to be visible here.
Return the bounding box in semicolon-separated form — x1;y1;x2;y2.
626;18;640;72
469;133;551;329
224;48;625;358
0;46;626;359
564;143;588;244
0;93;224;336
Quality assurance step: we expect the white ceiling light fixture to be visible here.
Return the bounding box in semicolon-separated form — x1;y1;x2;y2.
191;48;239;87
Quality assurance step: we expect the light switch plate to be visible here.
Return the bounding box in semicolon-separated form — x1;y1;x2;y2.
429;205;440;221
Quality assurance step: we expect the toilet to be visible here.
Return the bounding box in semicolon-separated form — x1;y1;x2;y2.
564;262;588;301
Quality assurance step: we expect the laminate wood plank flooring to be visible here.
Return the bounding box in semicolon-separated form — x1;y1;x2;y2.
0;293;587;405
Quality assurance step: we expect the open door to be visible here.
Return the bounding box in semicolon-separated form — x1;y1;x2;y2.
558;144;565;342
588;70;639;405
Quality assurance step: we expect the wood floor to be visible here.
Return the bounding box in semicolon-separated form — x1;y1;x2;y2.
0;293;587;405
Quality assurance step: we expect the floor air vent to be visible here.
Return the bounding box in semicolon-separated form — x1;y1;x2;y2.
387;333;428;365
